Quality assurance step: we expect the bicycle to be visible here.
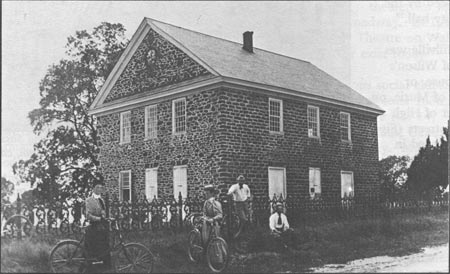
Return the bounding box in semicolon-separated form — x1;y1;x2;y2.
187;216;229;273
49;218;154;273
183;212;203;230
1;214;34;239
227;201;254;253
222;212;242;239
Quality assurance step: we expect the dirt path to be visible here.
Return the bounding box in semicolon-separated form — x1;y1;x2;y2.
309;243;449;273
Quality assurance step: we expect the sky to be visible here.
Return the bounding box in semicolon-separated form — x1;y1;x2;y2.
2;1;449;194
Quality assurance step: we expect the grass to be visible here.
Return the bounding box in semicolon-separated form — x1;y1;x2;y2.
0;210;448;273
0;238;52;273
226;210;449;273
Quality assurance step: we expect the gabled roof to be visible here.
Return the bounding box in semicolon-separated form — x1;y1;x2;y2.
90;18;384;115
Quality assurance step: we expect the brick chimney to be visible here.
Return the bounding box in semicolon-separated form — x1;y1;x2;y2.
243;31;254;53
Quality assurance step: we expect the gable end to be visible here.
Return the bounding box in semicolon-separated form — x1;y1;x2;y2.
104;28;211;103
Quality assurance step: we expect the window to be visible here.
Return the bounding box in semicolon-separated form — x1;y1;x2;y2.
120;111;131;144
269;98;283;133
145;105;158;139
145;168;158;201
268;167;286;199
173;166;187;198
340;112;351;141
309;168;321;198
341;171;354;198
172;98;186;134
307;106;320;138
119;170;132;202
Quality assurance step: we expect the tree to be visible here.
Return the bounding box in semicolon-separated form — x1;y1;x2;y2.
20;189;39;208
406;127;448;197
1;177;15;205
379;155;410;200
13;23;128;204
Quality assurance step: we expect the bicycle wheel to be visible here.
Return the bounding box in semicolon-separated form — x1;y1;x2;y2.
206;237;229;273
2;215;34;239
49;240;87;273
223;213;241;239
115;243;154;273
187;229;202;263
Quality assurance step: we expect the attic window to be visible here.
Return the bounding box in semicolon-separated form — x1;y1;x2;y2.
146;49;156;64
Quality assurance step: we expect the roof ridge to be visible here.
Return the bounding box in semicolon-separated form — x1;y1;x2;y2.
145;17;311;64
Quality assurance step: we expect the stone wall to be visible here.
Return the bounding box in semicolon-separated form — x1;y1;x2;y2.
98;88;222;200
97;87;380;200
214;87;379;199
104;28;210;103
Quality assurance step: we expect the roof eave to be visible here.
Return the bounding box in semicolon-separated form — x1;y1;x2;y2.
220;77;385;116
89;76;385;117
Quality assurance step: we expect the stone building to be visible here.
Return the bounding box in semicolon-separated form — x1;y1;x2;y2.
89;18;384;202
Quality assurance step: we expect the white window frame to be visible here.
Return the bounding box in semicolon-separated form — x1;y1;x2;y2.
340;112;351;142
269;98;283;133
145;167;158;201
307;105;320;138
120;111;131;144
172;98;186;135
268;167;287;199
173;165;188;199
119;170;132;202
340;171;354;198
145;104;158;140
309;167;321;198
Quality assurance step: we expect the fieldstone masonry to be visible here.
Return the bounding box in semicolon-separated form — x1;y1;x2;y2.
97;26;379;201
98;86;379;200
214;88;379;199
104;28;210;103
98;89;223;200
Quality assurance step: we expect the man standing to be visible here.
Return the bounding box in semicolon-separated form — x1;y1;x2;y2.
227;175;251;232
85;182;111;271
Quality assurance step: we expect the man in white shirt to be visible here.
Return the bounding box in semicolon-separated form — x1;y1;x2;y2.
269;202;298;251
269;202;291;236
227;175;252;230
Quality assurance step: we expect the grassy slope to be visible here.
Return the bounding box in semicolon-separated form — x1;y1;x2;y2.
1;210;448;273
228;211;449;273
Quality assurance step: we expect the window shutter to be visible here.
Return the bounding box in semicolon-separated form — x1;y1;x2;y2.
173;166;187;198
341;171;354;198
145;168;158;201
314;169;321;194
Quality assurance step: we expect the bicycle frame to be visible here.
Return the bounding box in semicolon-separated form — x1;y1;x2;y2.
196;218;222;247
68;219;127;264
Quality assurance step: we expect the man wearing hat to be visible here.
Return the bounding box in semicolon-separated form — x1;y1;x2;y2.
227;175;252;231
202;184;223;243
85;182;111;271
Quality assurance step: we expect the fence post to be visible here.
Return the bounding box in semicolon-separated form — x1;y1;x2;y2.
178;192;183;229
227;195;232;240
16;193;22;240
105;192;110;219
